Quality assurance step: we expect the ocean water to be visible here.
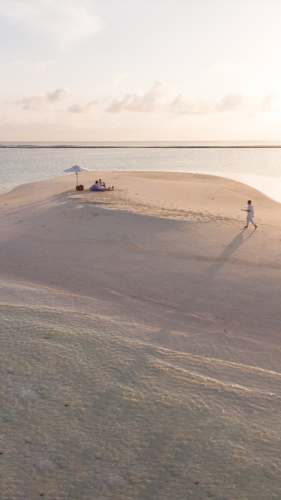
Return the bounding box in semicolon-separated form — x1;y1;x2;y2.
1;141;281;202
1;280;281;499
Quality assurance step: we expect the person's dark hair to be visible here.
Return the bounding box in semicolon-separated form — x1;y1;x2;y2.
248;200;251;204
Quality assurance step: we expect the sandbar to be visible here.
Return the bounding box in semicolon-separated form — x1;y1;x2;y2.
0;172;281;499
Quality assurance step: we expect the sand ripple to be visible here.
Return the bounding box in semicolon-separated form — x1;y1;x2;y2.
0;281;280;499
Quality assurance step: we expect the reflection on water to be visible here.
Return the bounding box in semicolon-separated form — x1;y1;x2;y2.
213;171;281;203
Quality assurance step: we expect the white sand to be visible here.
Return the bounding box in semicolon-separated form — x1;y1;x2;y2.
1;172;281;499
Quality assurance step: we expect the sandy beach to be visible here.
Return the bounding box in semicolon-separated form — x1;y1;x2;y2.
1;172;281;499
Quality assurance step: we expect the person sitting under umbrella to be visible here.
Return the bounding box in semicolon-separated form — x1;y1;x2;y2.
90;180;105;191
90;180;114;191
99;178;114;190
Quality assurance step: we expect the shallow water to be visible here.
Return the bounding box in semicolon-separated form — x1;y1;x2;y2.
1;280;280;499
1;141;281;201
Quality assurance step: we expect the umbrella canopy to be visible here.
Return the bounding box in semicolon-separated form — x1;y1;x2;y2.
64;165;90;186
64;165;90;173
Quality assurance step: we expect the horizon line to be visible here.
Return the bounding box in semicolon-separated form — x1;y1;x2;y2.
2;144;281;149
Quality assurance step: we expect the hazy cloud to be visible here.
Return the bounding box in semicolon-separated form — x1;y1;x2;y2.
216;93;245;112
261;92;279;112
0;59;55;71
67;100;98;114
169;92;251;115
46;88;68;103
17;87;69;110
1;60;22;69
106;81;168;113
107;82;256;116
0;0;103;49
168;94;212;115
113;72;130;86
30;60;55;71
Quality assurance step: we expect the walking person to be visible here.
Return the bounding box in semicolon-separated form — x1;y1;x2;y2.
243;200;257;229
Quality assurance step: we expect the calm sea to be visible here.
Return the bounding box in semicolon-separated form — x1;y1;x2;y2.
1;141;281;202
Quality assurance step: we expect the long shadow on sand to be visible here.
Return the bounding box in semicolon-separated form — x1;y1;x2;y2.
205;228;255;279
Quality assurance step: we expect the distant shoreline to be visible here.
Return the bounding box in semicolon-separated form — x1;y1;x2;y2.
1;145;281;149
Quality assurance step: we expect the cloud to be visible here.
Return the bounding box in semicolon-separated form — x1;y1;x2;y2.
261;92;279;112
16;87;69;110
106;82;254;116
168;94;213;115
168;91;279;116
113;72;130;86
0;59;55;71
46;88;68;103
168;92;250;115
216;93;245;112
0;60;22;69
106;81;168;113
0;0;103;49
67;100;98;114
30;60;55;71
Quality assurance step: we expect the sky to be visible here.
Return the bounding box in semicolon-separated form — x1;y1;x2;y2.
1;0;281;141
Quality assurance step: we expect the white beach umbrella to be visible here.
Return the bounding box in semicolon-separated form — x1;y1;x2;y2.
64;165;90;186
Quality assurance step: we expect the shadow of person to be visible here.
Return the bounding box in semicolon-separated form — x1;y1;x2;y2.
205;228;255;280
186;228;257;323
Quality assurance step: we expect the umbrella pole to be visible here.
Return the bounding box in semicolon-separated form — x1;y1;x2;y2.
76;172;78;186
